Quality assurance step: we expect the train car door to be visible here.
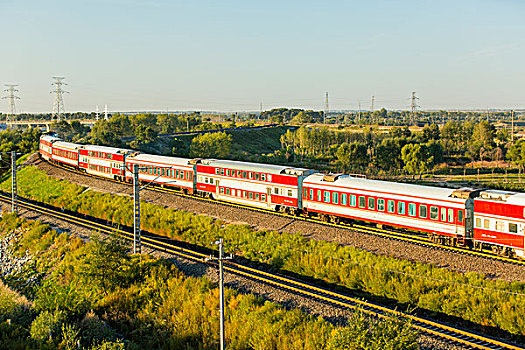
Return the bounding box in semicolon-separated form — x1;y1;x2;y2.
215;180;220;198
267;188;271;208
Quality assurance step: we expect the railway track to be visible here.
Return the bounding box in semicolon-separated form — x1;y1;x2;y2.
1;191;524;350
43;160;524;266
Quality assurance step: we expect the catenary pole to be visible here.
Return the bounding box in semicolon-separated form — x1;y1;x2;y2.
11;151;17;214
133;164;141;254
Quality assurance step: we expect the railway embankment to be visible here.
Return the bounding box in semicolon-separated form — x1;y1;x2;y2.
3;160;525;345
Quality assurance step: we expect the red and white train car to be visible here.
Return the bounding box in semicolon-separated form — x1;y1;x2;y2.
39;135;61;161
303;173;477;243
51;141;81;168
473;190;525;258
125;154;195;193
79;145;134;180
194;159;314;211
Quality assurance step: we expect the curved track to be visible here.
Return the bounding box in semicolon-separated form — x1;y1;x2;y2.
1;191;524;350
45;160;524;266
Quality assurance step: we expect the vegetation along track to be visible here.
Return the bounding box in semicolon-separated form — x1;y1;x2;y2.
1;191;523;350
45;158;525;268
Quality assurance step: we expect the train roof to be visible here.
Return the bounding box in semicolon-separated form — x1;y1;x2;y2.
198;159;315;176
304;173;470;202
40;135;61;143
83;144;134;154
478;190;525;205
53;141;82;150
126;153;192;166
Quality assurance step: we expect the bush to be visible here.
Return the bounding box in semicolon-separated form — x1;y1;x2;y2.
29;310;65;342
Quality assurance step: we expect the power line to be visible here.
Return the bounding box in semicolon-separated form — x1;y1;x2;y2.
51;77;68;122
2;84;20;126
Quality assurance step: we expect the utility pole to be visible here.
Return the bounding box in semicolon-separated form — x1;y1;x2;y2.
96;105;99;121
104;104;108;120
511;110;515;143
51;77;68;122
3;84;20;127
260;102;263;120
324;92;329;124
410;92;419;124
206;239;232;350
133;164;141;254
11;151;17;215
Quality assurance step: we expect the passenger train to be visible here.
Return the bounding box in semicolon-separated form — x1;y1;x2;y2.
39;135;525;259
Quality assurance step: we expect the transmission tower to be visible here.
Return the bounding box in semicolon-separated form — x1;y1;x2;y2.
324;92;329;124
51;77;68;122
410;92;419;124
370;95;375;112
2;84;20;126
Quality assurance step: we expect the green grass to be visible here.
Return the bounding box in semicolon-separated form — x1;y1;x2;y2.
0;213;418;350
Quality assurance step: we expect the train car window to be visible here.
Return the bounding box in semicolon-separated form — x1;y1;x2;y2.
368;197;375;210
261;174;266;181
387;200;395;213
324;191;330;203
408;203;416;216
255;173;260;180
317;190;322;201
268;175;272;182
341;193;347;206
483;219;489;229
249;172;253;179
333;192;339;204
398;202;405;214
210;178;214;184
496;221;505;232
310;189;314;200
430;206;439;220
255;193;260;201
226;169;230;176
358;196;365;208
458;210;463;223
220;169;225;175
227;188;231;195
419;205;428;218
475;218;481;227
303;189;307;199
350;195;356;207
509;223;518;233
249;192;253;199
243;191;248;198
220;187;224;194
377;199;385;211
441;208;446;221
176;170;180;178
215;168;220;175
204;177;209;184
181;171;185;179
448;209;453;223
274;188;279;195
243;171;247;178
237;170;242;177
287;189;292;197
262;194;266;201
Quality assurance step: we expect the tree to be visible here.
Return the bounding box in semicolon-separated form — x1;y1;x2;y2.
79;237;129;295
422;124;440;141
336;142;368;172
189;132;232;158
401;143;433;179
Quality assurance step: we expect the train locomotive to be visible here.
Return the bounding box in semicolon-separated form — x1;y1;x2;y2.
39;135;525;259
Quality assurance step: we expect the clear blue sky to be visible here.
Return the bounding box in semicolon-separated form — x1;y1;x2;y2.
1;0;524;113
